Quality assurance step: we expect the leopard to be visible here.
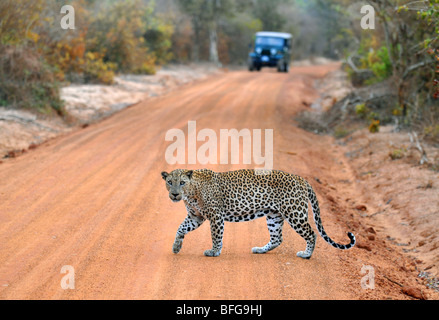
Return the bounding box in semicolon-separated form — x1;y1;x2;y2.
161;168;356;258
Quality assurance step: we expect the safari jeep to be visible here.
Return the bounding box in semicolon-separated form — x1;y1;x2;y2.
248;31;292;73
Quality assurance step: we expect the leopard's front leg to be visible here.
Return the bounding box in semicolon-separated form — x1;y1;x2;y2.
204;210;224;257
173;214;205;254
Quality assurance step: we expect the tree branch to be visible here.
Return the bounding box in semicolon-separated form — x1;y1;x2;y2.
402;60;435;80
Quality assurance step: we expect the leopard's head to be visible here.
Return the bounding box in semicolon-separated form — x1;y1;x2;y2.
161;169;194;202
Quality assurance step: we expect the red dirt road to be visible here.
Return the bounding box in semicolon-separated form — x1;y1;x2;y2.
0;64;434;300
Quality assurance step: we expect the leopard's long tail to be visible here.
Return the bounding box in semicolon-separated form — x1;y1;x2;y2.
307;183;356;250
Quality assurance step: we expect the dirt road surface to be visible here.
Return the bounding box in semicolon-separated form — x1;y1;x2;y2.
0;64;436;300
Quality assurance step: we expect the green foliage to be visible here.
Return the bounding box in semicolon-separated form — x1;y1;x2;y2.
350;38;393;85
424;124;439;140
144;22;174;65
389;147;406;160
399;0;439;98
0;1;45;46
82;52;116;84
177;0;245;62
0;1;65;115
0;0;174;115
369;119;380;133
87;0;163;74
355;103;369;118
342;0;438;135
250;0;289;31
220;12;263;64
367;46;393;84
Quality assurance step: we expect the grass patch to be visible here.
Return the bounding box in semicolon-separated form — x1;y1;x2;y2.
389;147;407;160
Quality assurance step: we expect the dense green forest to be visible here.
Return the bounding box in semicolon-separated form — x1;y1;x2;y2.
0;0;438;140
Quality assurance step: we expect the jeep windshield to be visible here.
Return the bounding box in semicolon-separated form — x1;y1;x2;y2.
255;36;284;48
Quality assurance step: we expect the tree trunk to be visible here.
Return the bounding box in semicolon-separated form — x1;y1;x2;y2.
192;22;200;62
209;23;219;65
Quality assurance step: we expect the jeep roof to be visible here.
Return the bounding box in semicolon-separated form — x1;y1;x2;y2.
255;31;292;39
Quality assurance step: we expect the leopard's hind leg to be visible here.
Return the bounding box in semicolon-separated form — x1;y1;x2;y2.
284;203;317;259
252;211;284;254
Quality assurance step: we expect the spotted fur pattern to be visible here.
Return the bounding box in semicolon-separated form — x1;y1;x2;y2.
161;169;356;258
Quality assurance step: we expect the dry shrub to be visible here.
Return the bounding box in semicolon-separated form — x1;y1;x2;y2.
0;45;63;115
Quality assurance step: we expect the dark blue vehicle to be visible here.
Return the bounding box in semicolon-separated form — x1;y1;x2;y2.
248;31;292;72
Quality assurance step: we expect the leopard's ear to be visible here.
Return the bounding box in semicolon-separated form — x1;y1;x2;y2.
186;170;194;180
161;171;169;180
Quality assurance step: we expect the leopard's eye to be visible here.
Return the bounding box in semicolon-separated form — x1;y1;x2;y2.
167;180;172;185
180;181;185;186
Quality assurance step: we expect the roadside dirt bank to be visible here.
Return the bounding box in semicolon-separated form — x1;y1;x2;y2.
303;66;439;295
